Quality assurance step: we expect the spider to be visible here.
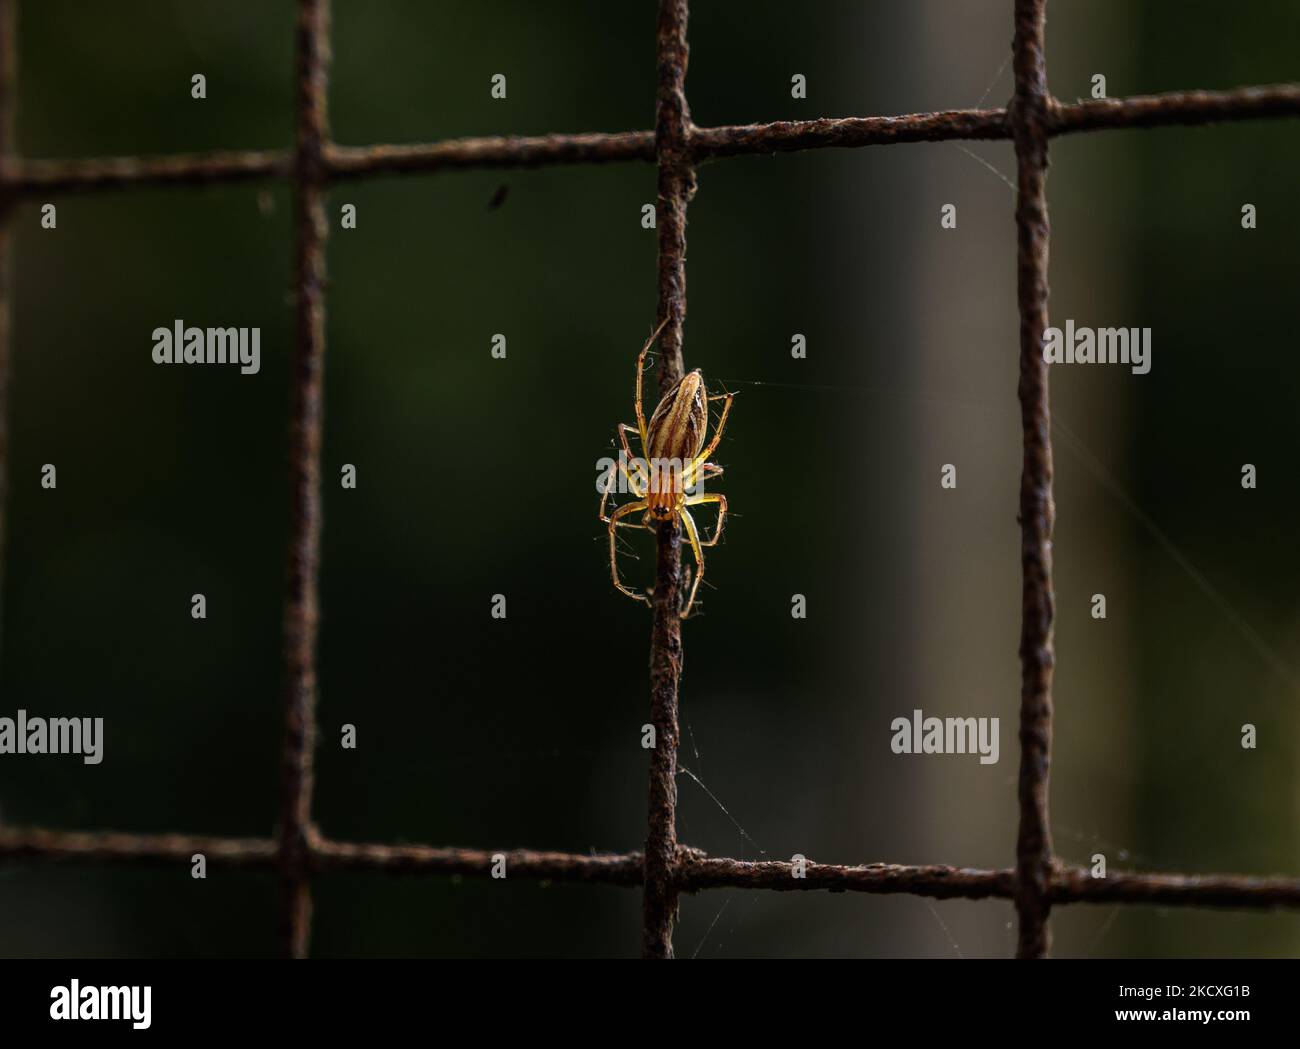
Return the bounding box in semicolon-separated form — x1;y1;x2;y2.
599;320;734;618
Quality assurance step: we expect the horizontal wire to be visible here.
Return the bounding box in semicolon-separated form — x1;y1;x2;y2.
0;827;277;866
1;148;289;194
2;826;1298;908
312;838;644;884
1052;84;1300;135
2;83;1297;196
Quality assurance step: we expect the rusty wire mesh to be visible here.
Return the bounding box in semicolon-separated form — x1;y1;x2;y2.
1;0;1299;959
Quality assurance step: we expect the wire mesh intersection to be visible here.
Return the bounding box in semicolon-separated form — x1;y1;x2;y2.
1;0;1299;958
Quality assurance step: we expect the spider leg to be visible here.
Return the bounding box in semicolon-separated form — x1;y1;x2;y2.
599;461;641;522
684;491;727;546
599;426;649;523
684;460;722;493
617;422;649;494
679;508;706;619
691;391;735;470
608;500;651;605
635;318;669;448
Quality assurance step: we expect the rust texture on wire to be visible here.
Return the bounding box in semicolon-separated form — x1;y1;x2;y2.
279;0;331;961
1;148;288;194
324;132;654;178
4;85;1300;197
690;107;1009;159
642;0;694;962
5;826;1300;912
676;856;1018;899
1051;83;1300;136
3;0;1300;961
1010;0;1057;960
1051;867;1300;908
311;840;646;884
0;828;280;867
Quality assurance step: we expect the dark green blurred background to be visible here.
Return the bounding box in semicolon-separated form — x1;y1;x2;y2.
1;0;1298;957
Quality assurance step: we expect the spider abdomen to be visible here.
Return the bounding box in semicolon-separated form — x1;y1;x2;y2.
646;369;708;464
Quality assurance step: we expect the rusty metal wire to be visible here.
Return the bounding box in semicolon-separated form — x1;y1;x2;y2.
1010;0;1056;962
278;0;332;962
0;828;280;867
1;0;1300;960
641;0;694;961
0;148;288;194
1052;84;1300;135
5;87;1300;197
4;825;1300;911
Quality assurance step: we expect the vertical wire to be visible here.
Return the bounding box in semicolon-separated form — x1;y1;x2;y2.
280;0;331;960
643;0;695;959
1010;0;1057;960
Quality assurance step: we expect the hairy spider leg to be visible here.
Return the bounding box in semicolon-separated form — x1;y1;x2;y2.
690;460;723;494
684;491;728;546
599;458;644;522
690;390;734;472
673;391;732;494
679;507;707;618
608;499;652;605
635;318;670;447
617;422;650;492
598;423;649;523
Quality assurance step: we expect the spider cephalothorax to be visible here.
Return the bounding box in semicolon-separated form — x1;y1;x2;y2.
599;321;733;618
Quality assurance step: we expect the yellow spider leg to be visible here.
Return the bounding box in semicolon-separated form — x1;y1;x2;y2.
599;460;644;522
599;424;651;523
691;391;735;470
682;456;727;493
635;318;669;448
608;500;651;605
617;422;649;494
683;491;727;546
683;460;722;494
679;507;706;619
